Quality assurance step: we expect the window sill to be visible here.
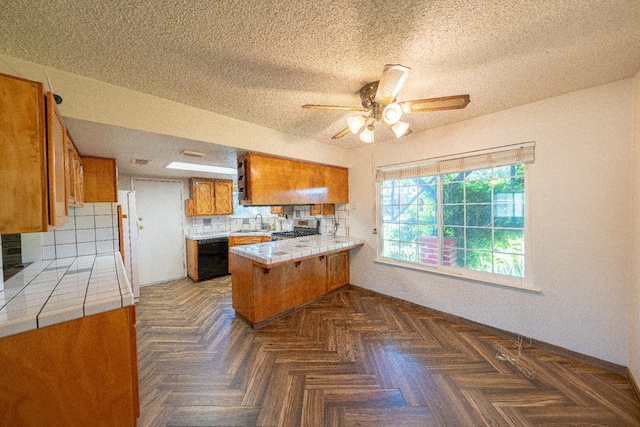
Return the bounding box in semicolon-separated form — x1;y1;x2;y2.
374;257;541;293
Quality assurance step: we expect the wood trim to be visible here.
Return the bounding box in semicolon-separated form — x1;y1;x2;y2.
117;204;125;263
628;368;640;402
46;91;69;229
349;284;630;377
128;306;140;418
185;238;198;281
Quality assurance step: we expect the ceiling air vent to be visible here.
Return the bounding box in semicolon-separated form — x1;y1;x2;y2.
181;150;206;157
132;158;150;166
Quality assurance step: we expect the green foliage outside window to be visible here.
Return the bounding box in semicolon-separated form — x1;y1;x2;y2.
381;164;525;278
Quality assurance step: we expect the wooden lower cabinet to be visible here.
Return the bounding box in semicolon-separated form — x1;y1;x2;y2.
228;235;270;271
327;250;349;291
0;306;139;426
231;249;350;327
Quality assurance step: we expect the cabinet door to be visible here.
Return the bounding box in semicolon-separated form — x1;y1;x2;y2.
238;152;349;206
65;133;84;207
214;180;233;215
0;73;48;234
310;204;335;216
82;156;118;202
255;256;327;322
327;251;349;291
192;179;216;215
75;152;84;205
46;92;69;228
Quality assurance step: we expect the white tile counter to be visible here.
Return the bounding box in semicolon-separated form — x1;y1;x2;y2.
230;235;364;267
185;230;271;240
0;253;134;339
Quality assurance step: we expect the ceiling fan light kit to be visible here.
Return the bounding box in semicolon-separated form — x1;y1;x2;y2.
302;64;470;144
347;115;366;134
391;120;410;138
382;103;402;125
359;124;375;143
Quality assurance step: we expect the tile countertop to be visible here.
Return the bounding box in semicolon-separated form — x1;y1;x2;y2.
230;235;364;267
0;253;134;339
186;231;271;240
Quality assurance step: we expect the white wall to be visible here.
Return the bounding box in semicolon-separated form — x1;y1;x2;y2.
349;79;635;365
630;71;640;383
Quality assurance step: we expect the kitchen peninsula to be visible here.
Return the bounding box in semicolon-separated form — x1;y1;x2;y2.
230;235;364;328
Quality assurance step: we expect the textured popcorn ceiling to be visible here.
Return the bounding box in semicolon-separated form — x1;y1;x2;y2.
1;0;640;151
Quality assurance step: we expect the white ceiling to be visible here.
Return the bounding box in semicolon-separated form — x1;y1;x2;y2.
2;0;640;176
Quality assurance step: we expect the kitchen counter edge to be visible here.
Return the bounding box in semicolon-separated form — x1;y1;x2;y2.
0;252;134;339
230;236;365;268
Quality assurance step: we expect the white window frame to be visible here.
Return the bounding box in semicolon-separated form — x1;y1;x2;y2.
374;143;538;292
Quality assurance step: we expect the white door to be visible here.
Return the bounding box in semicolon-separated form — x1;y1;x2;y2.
133;179;185;286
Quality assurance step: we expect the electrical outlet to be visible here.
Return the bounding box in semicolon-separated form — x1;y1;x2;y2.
351;202;357;210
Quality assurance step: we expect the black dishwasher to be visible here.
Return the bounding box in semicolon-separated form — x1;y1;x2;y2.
197;237;229;280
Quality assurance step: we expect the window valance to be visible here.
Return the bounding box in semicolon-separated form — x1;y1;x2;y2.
375;142;535;182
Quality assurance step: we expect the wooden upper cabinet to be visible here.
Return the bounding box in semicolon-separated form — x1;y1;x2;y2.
65;131;84;207
310;204;335;216
191;178;215;215
46;92;69;228
82;156;118;202
214;180;233;215
238;152;348;206
186;178;233;216
0;73;73;234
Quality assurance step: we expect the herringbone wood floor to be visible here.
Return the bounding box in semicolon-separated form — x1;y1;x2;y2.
135;276;640;426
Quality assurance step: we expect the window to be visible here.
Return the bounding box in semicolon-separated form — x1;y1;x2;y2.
232;191;273;218
376;143;534;286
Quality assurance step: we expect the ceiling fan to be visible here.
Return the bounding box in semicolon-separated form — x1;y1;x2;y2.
302;64;470;143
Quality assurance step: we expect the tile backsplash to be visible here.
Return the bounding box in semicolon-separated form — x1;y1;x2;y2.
36;202;118;261
186;204;349;237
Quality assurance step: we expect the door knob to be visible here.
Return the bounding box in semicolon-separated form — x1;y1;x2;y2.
138;217;143;221
139;225;144;230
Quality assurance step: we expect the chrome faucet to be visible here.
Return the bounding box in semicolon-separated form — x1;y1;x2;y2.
255;213;264;230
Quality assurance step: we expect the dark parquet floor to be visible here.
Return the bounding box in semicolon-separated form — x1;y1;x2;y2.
135;276;640;426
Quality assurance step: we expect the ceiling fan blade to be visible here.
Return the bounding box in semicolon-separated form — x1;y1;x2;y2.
302;104;368;111
375;64;411;105
400;95;470;113
331;127;351;139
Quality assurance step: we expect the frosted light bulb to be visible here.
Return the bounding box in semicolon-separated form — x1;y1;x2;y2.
347;116;365;134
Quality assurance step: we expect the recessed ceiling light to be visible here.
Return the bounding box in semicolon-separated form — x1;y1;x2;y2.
166;161;237;175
